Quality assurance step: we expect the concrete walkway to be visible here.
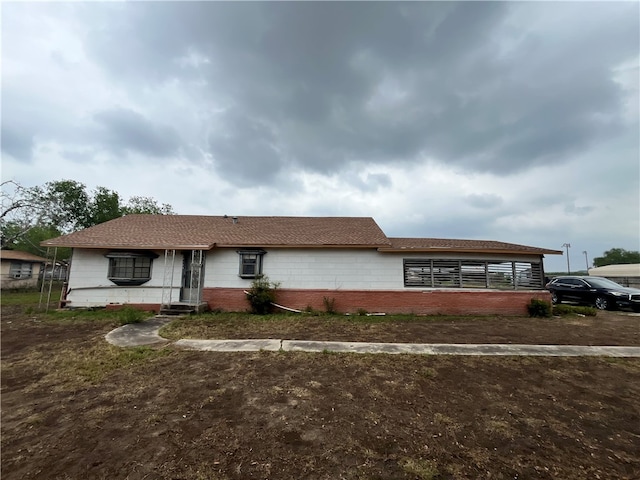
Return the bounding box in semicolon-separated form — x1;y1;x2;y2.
105;317;172;347
105;318;640;357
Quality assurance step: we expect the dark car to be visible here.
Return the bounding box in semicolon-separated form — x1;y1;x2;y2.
545;276;640;311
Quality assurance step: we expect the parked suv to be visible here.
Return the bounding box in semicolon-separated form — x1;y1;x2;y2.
545;276;640;311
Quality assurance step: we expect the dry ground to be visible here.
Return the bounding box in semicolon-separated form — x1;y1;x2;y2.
2;303;640;479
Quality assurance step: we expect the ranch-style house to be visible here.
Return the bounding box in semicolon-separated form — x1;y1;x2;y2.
41;214;562;315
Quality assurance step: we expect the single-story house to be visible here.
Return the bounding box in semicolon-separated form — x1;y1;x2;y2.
0;250;48;290
41;214;562;315
588;264;640;288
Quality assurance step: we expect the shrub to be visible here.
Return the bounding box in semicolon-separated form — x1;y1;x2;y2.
527;298;552;318
246;276;280;315
322;296;337;314
118;306;146;325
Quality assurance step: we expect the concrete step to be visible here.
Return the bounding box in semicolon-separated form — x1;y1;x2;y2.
159;302;208;316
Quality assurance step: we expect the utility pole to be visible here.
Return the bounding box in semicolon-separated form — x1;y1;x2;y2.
562;243;571;274
582;250;589;273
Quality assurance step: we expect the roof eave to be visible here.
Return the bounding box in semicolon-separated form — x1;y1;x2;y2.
40;242;215;250
214;243;391;249
378;247;563;255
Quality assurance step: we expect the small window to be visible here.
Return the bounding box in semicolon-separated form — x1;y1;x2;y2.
10;262;33;279
237;249;266;279
105;251;158;286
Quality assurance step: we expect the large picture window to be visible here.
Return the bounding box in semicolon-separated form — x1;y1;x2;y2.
237;249;266;279
404;259;543;290
106;251;157;286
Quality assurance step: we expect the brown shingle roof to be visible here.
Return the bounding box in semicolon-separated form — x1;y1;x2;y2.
40;215;392;250
0;250;49;262
39;215;563;255
383;238;562;255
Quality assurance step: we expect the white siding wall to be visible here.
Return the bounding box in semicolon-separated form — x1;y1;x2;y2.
205;248;544;291
205;248;403;290
65;247;545;307
66;249;179;307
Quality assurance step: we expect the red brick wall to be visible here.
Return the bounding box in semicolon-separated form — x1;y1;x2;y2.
202;287;551;316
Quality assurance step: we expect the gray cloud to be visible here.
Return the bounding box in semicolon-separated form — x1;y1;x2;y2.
0;123;33;161
564;203;596;217
93;107;183;158
3;1;638;189
337;170;393;193
67;2;639;184
1;85;83;162
465;193;503;209
1;1;636;276
207;110;283;183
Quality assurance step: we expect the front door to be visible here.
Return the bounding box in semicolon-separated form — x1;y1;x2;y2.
181;250;204;304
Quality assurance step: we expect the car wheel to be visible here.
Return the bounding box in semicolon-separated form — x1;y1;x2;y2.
594;296;609;310
551;292;560;305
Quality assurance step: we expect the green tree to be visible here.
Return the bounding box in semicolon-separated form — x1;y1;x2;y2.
5;223;71;259
123;196;175;215
89;187;122;226
37;180;92;232
1;179;175;258
1;181;44;247
593;248;640;267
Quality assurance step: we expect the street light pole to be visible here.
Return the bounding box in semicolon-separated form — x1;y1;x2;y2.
562;243;571;274
582;251;589;273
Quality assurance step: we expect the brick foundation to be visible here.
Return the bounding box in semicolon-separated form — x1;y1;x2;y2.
202;287;552;316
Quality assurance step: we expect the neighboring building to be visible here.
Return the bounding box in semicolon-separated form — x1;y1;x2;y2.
0;250;48;290
41;215;562;315
588;264;640;288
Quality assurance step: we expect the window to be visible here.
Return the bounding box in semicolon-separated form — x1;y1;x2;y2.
10;262;33;279
105;251;157;286
404;259;543;290
237;249;266;279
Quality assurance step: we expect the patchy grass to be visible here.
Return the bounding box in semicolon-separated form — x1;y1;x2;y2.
159;312;488;340
3;340;172;387
1;288;149;327
399;458;440;479
155;310;640;347
1;289;45;306
3;306;640;480
58;344;171;383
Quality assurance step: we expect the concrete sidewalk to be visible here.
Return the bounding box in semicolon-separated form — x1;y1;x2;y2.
106;319;640;357
175;339;640;357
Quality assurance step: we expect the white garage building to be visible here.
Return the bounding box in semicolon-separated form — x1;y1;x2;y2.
588;264;640;288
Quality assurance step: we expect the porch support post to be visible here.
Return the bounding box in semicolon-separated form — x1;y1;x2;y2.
38;247;58;312
161;249;176;308
188;249;204;306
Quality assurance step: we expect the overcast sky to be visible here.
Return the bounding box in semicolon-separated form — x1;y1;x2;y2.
2;1;639;272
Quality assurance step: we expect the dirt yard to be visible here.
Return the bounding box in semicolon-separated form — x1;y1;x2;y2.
2;305;639;479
